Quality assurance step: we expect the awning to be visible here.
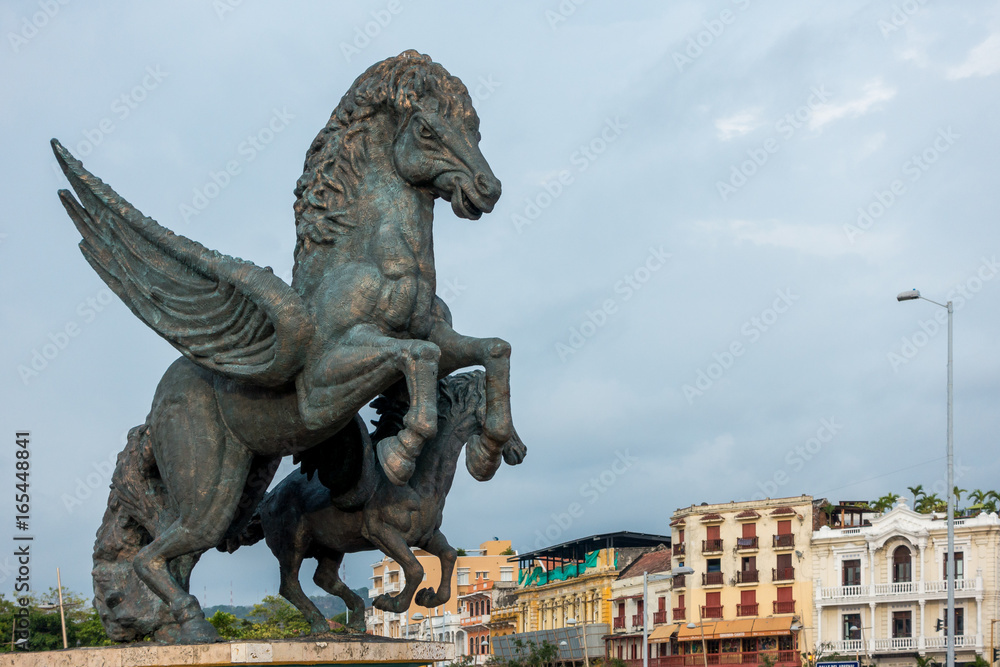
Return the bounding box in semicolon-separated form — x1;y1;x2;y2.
716;619;755;638
751;617;794;637
649;623;681;642
678;622;715;639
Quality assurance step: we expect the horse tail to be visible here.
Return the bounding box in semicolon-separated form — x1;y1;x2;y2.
218;509;265;553
92;423;178;642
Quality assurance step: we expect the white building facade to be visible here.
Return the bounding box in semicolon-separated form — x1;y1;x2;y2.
812;499;1000;667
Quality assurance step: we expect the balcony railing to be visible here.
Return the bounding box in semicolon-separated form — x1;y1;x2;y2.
632;614;644;627
385;581;401;592
773;600;796;614
673;543;686;557
773;567;794;581
736;603;758;617
773;534;795;548
673;575;687;589
736;537;758;550
613;616;626;630
873;637;916;651
818;577;983;601
703;572;724;586
653;610;668;624
925;635;979;649
736;570;758;584
825;640;862;653
701;605;723;619
702;539;724;553
623;650;801;667
672;607;686;621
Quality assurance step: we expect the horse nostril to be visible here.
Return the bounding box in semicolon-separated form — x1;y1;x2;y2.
474;173;495;198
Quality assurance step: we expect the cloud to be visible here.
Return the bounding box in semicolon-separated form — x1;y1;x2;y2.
692;218;893;259
809;80;897;130
947;32;1000;80
714;108;764;141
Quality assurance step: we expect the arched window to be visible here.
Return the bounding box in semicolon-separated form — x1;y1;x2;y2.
893;545;912;583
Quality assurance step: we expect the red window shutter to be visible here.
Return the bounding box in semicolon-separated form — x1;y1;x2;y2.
776;553;792;569
777;587;793;602
618;602;625;616
678;594;685;608
658;596;666;611
679;529;685;542
707;525;721;540
740;590;756;605
777;520;792;535
706;592;721;606
742;523;756;538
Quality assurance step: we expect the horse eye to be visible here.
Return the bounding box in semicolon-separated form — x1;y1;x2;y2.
418;122;435;140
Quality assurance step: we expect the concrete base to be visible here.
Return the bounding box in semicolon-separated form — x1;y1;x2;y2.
0;636;454;667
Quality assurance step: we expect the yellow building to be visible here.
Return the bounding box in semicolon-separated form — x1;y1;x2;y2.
670;496;817;667
368;539;516;640
493;532;672;666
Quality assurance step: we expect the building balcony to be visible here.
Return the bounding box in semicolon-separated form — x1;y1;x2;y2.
385;580;401;593
736;570;758;584
632;614;644;627
613;616;626;630
370;586;383;597
817;576;983;602
736;537;758;550
703;572;724;586
701;605;723;619
673;543;686;557
702;539;724;554
773;600;796;614
925;634;981;649
627;651;800;667
461;614;491;627
773;534;795;549
773;567;794;582
873;637;917;652
673;575;687;589
653;610;668;624
736;603;758;617
826;635;981;655
672;607;686;621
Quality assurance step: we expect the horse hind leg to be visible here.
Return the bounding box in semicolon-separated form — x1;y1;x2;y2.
276;545;330;635
314;551;366;632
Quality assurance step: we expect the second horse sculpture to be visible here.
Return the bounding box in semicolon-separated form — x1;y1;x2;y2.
56;50;522;643
228;371;525;633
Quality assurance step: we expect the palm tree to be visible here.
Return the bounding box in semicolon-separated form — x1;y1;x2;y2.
907;485;925;506
871;493;898;514
916;493;946;513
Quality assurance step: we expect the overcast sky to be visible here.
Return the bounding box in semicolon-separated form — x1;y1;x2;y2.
2;1;1000;608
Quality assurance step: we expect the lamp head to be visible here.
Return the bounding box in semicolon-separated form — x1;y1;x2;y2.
897;290;921;302
687;623;697;629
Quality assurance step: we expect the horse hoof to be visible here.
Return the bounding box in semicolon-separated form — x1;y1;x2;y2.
377;436;415;486
177;616;221;643
466;435;502;481
311;621;331;634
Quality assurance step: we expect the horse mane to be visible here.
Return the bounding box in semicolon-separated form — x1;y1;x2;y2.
292;50;476;263
368;371;485;443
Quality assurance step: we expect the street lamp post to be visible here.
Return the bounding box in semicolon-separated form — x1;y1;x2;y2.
897;289;954;667
643;567;695;667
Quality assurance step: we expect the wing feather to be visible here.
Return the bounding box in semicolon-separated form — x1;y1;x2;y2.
52;138;313;386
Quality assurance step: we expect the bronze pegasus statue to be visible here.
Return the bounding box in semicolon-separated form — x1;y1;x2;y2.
55;50;524;644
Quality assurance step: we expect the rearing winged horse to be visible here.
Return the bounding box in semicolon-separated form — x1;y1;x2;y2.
54;51;521;644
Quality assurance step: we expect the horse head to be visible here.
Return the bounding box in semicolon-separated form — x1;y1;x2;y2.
437;371;526;470
293;51;501;258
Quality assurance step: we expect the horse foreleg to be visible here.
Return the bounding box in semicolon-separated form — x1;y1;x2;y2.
415;530;457;608
430;316;516;481
364;525;425;613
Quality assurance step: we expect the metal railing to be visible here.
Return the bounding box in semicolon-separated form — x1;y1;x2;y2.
702;539;724;553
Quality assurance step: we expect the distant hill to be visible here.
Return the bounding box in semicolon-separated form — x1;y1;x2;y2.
204;587;369;620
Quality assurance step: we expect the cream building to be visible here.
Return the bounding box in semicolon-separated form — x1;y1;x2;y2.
812;498;1000;667
670;496;817;667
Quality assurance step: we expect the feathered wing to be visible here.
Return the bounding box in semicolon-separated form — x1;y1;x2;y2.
52;138;313;387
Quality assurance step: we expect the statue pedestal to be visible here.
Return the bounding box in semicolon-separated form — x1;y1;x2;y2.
0;637;453;667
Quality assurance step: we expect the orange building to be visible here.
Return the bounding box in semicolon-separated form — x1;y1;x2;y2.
368;539;517;641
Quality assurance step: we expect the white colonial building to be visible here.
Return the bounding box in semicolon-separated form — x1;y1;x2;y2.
811;498;1000;667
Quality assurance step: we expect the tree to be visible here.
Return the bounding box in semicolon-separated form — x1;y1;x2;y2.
870;493;898;513
916;493;946;513
243;595;311;638
500;546;515;556
908;485;925;506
